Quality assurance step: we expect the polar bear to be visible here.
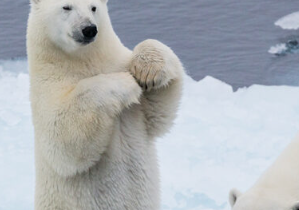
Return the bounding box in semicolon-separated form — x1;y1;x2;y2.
229;134;299;210
27;0;184;209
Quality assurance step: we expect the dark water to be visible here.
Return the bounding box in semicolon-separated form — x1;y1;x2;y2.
0;0;299;88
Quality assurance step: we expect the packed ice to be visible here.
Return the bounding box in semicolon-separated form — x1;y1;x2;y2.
0;59;299;210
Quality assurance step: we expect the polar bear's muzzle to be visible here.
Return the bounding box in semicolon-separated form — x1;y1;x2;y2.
73;24;98;45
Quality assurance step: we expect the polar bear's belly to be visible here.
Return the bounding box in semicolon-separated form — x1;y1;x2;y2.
39;108;160;210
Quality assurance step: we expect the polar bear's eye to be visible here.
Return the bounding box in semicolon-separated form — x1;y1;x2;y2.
91;6;97;12
63;6;72;11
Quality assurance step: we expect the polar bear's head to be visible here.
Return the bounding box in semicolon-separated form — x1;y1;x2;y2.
29;0;110;53
229;188;299;210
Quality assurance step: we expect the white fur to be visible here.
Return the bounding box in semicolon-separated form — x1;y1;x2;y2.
27;0;184;209
229;134;299;210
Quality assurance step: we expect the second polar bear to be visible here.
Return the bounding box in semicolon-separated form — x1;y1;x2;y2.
229;134;299;210
27;0;184;209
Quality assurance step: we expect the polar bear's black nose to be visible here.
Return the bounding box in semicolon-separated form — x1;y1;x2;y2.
82;25;98;39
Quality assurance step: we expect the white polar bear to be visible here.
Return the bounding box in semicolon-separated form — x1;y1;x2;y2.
229;134;299;210
27;0;184;209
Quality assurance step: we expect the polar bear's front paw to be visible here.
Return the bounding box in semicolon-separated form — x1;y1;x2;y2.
116;72;143;106
104;72;142;108
130;40;174;91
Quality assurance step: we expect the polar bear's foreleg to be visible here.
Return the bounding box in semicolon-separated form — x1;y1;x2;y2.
130;39;184;139
38;72;141;177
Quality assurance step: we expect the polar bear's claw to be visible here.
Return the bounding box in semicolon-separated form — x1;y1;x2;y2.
130;40;172;92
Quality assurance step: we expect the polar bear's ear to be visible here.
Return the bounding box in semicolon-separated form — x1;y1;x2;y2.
101;0;108;3
229;189;242;207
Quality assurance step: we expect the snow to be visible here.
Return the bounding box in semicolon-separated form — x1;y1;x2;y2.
1;59;299;210
0;60;34;210
275;12;299;30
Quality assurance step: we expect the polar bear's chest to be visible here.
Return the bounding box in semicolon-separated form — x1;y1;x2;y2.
62;107;159;210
